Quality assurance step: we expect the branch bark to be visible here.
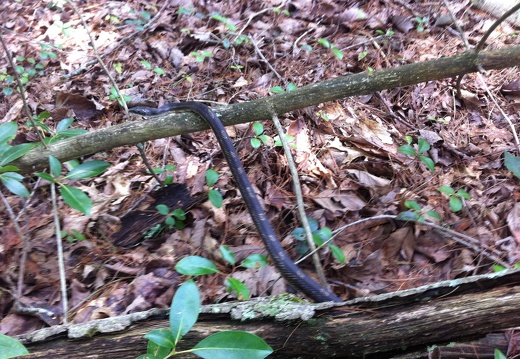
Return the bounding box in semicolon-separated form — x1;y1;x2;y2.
12;46;520;174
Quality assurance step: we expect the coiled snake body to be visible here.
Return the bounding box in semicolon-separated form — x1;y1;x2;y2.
130;102;341;302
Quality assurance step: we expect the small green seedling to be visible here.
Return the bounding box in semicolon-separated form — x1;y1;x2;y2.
398;136;435;172
291;217;346;264
61;229;86;243
151;164;177;186
250;122;273;148
206;169;223;208
156;204;187;230
438;185;470;212
415;16;428;32
316;38;344;60
191;51;213;63
397;200;441;222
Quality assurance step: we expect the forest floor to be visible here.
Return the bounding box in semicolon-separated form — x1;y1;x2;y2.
1;0;519;341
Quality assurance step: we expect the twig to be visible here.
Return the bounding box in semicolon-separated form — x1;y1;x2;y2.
270;112;330;288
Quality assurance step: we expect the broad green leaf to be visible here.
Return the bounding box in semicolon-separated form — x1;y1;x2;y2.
270;86;284;93
175;256;219;276
504;151;520;179
156;204;170;215
250;138;261;149
48;155;62;178
258;135;272;146
172;209;186;220
56;118;74;133
205;169;219;186
193;331;273;359
332;48;343;60
65;160;109;179
449;196;463;212
286;83;298;91
252;122;264;136
35;172;55;182
313;233;324;246
0;165;20;173
170;280;200;344
419;155;435;172
438;185;455;195
417;138;430;153
397;144;415;156
0;334;29;358
144;329;176;350
457;189;471;200
426;210;441;221
60;184;91;215
315;227;332;242
307;217;319;232
317;38;330;48
165;217;175;226
208;189;223;208
142;338;172;359
0;173;30;197
404;200;421;211
226;277;250;300
219;245;236;266
495;349;507;359
0;122;17;144
396;210;420;222
241;254;267;269
291;227;306;241
330;244;346;264
0;143;34;166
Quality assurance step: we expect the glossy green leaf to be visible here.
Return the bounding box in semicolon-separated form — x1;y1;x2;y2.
419;155;435;172
457;189;471;200
396;210;420;222
270;86;284;93
65;160;109;179
330;244;346;264
156;204;170;215
449;196;463;212
252;122;264;136
170;280;200;344
0;334;29;359
317;38;330;48
291;227;306;241
208;189;223;208
49;155;62;178
426;210;441;221
205;169;219;186
193;331;273;359
219;245;236;266
404;200;421;211
258;135;272;146
56;118;74;133
60;184;92;215
35;172;55;182
438;185;455;195
0;165;19;173
332;48;343;60
286;83;298;91
495;349;507;359
417;138;430;153
315;227;332;242
0;173;30;197
0;122;17;144
241;254;267;269
0;143;33;166
144;329;176;350
175;256;219;276
397;144;416;156
504;151;520;179
250;138;261;149
172;209;186;220
226;277;250;300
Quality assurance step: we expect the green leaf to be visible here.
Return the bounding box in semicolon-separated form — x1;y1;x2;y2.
0;173;30;197
241;254;268;269
208;189;223;208
175;256;219;276
419;155;435;172
60;184;92;215
252;122;264;136
331;48;343;60
286;83;298;91
396;210;420;222
0;165;20;173
291;227;306;241
258;135;272;146
205;169;219;186
438;185;455;195
504;151;520;179
0;122;17;144
156;204;170;215
226;278;250;300
142;337;172;358
417;138;430;153
397;144;416;156
270;86;284;93
317;38;330;48
315;227;332;242
144;329;176;350
0;334;29;358
49;155;62;178
172;209;186;220
56;118;74;133
329;244;346;264
35;172;55;182
219;245;236;266
404;200;422;211
170;280;200;344
193;331;273;359
449;196;463;212
165;217;175;227
494;349;507;359
0;143;34;166
456;189;471;200
426;210;441;221
250;138;261;149
492;264;507;272
65;160;110;179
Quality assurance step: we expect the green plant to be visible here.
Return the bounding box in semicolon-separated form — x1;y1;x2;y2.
397;136;435;172
250;123;273;148
357;50;368;61
151;164;177;186
61;229;86;243
438;185;470;212
316;38;343;60
190;51;213;63
375;29;395;36
156;205;187;230
291;217;346;264
494;349;506;359
415;16;428;32
140;60;165;75
0;334;29;359
397;200;441;222
205;169;223;208
138;280;273;358
109;86;131;105
35;156;110;215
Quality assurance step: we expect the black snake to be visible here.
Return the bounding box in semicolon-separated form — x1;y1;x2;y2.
129;102;341;302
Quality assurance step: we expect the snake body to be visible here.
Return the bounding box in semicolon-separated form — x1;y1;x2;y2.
130;102;341;302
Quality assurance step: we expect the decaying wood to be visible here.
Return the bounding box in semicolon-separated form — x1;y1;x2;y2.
17;269;520;358
11;45;520;174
